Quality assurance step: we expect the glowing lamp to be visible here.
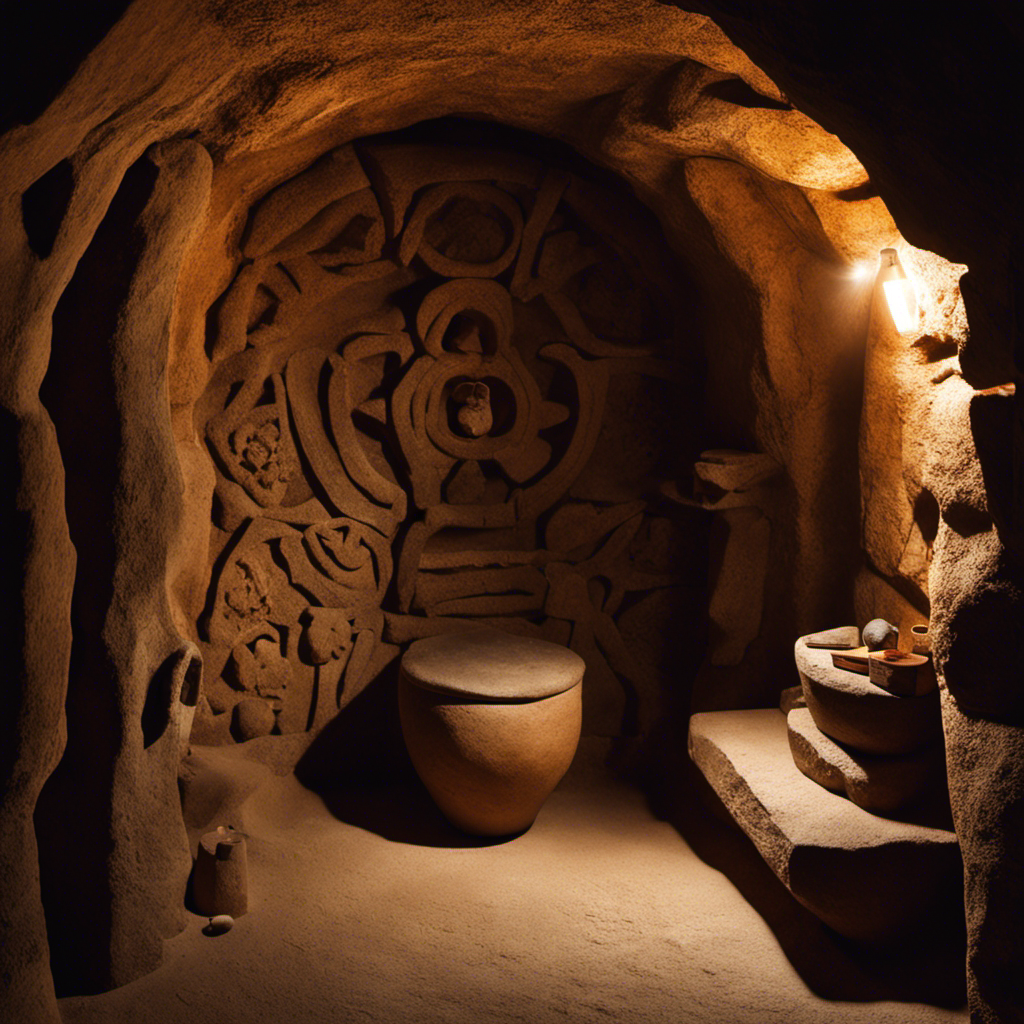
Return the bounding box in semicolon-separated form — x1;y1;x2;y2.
878;247;918;334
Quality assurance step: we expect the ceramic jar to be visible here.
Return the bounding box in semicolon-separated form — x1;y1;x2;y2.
398;627;584;836
910;624;931;655
193;825;248;917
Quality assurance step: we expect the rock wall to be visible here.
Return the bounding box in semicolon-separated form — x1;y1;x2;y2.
31;139;211;995
0;2;1019;1022
190;131;704;747
670;8;1021;1020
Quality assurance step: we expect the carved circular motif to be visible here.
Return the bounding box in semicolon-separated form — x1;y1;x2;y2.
197;138;690;744
402;182;524;278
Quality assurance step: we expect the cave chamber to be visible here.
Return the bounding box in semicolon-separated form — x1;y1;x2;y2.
1;3;1020;1023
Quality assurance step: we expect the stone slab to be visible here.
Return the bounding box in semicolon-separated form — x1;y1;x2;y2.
803;625;861;649
401;626;584;700
786;707;948;818
688;709;961;941
778;684;806;714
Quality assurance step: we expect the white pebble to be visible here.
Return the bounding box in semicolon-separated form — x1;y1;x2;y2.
203;914;234;936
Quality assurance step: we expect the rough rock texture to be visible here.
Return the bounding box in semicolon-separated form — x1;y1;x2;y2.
60;738;970;1024
190;134;700;744
802;625;860;649
787;707;948;820
858;249;967;614
31;139;212;995
0;2;1020;1020
689;709;961;942
666;1;1017;389
795;636;943;756
0;5;794;1012
921;378;1024;1023
682;450;783;676
648;15;1022;1005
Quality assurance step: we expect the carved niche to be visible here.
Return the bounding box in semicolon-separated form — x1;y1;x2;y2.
193;137;697;744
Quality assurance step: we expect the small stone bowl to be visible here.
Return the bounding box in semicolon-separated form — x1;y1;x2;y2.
399;627;584;836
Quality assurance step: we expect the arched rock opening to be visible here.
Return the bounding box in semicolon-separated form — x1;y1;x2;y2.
1;4;1018;1023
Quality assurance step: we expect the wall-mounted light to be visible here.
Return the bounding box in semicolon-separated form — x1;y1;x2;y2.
877;247;918;334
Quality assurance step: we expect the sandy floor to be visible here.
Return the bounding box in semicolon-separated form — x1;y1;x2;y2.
58;739;968;1024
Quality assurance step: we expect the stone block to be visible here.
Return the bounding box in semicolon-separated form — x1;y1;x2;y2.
688;709;961;941
778;684;806;714
786;707;948;818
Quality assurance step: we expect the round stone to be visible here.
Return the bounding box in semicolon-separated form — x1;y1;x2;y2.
203;914;234;936
401;627;584;701
232;697;275;740
862;618;899;651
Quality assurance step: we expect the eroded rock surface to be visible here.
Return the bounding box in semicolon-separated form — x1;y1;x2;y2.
32;139;212;995
0;2;1018;1019
192;136;700;745
787;706;947;819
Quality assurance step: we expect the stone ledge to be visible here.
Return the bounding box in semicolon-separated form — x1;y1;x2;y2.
787;707;949;822
688;708;961;941
794;635;941;754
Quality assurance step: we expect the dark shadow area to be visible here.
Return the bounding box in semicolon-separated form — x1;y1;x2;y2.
295;666;409;789
702;75;792;110
354;115;648;220
911;333;960;364
141;648;181;749
21;158;75;258
33;152;159;998
940;566;1024;726
914;486;941;547
183;858;201;916
0;2;134;133
316;774;522;849
933;391;1024;724
970;390;1017;549
644;754;967;1010
295;669;520;847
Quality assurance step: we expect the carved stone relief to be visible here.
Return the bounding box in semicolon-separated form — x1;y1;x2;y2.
193;139;698;742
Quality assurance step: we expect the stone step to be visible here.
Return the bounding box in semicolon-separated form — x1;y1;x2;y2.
688;708;961;942
786;707;949;821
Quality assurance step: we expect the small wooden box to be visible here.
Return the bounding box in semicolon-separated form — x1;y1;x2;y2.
830;645;870;675
867;650;936;696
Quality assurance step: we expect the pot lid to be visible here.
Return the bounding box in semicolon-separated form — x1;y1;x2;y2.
401;627;584;700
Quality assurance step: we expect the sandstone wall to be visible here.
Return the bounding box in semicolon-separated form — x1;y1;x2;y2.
0;2;1018;1021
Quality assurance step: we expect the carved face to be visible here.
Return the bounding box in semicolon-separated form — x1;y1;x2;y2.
451;381;492;437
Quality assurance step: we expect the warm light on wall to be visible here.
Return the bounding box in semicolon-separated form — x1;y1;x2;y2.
877;247;918;334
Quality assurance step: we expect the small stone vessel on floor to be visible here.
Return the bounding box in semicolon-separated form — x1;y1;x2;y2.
399;627;585;836
193;825;248;918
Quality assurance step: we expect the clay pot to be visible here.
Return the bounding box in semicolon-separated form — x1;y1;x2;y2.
193;826;248;917
910;623;931;655
398;628;584;836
